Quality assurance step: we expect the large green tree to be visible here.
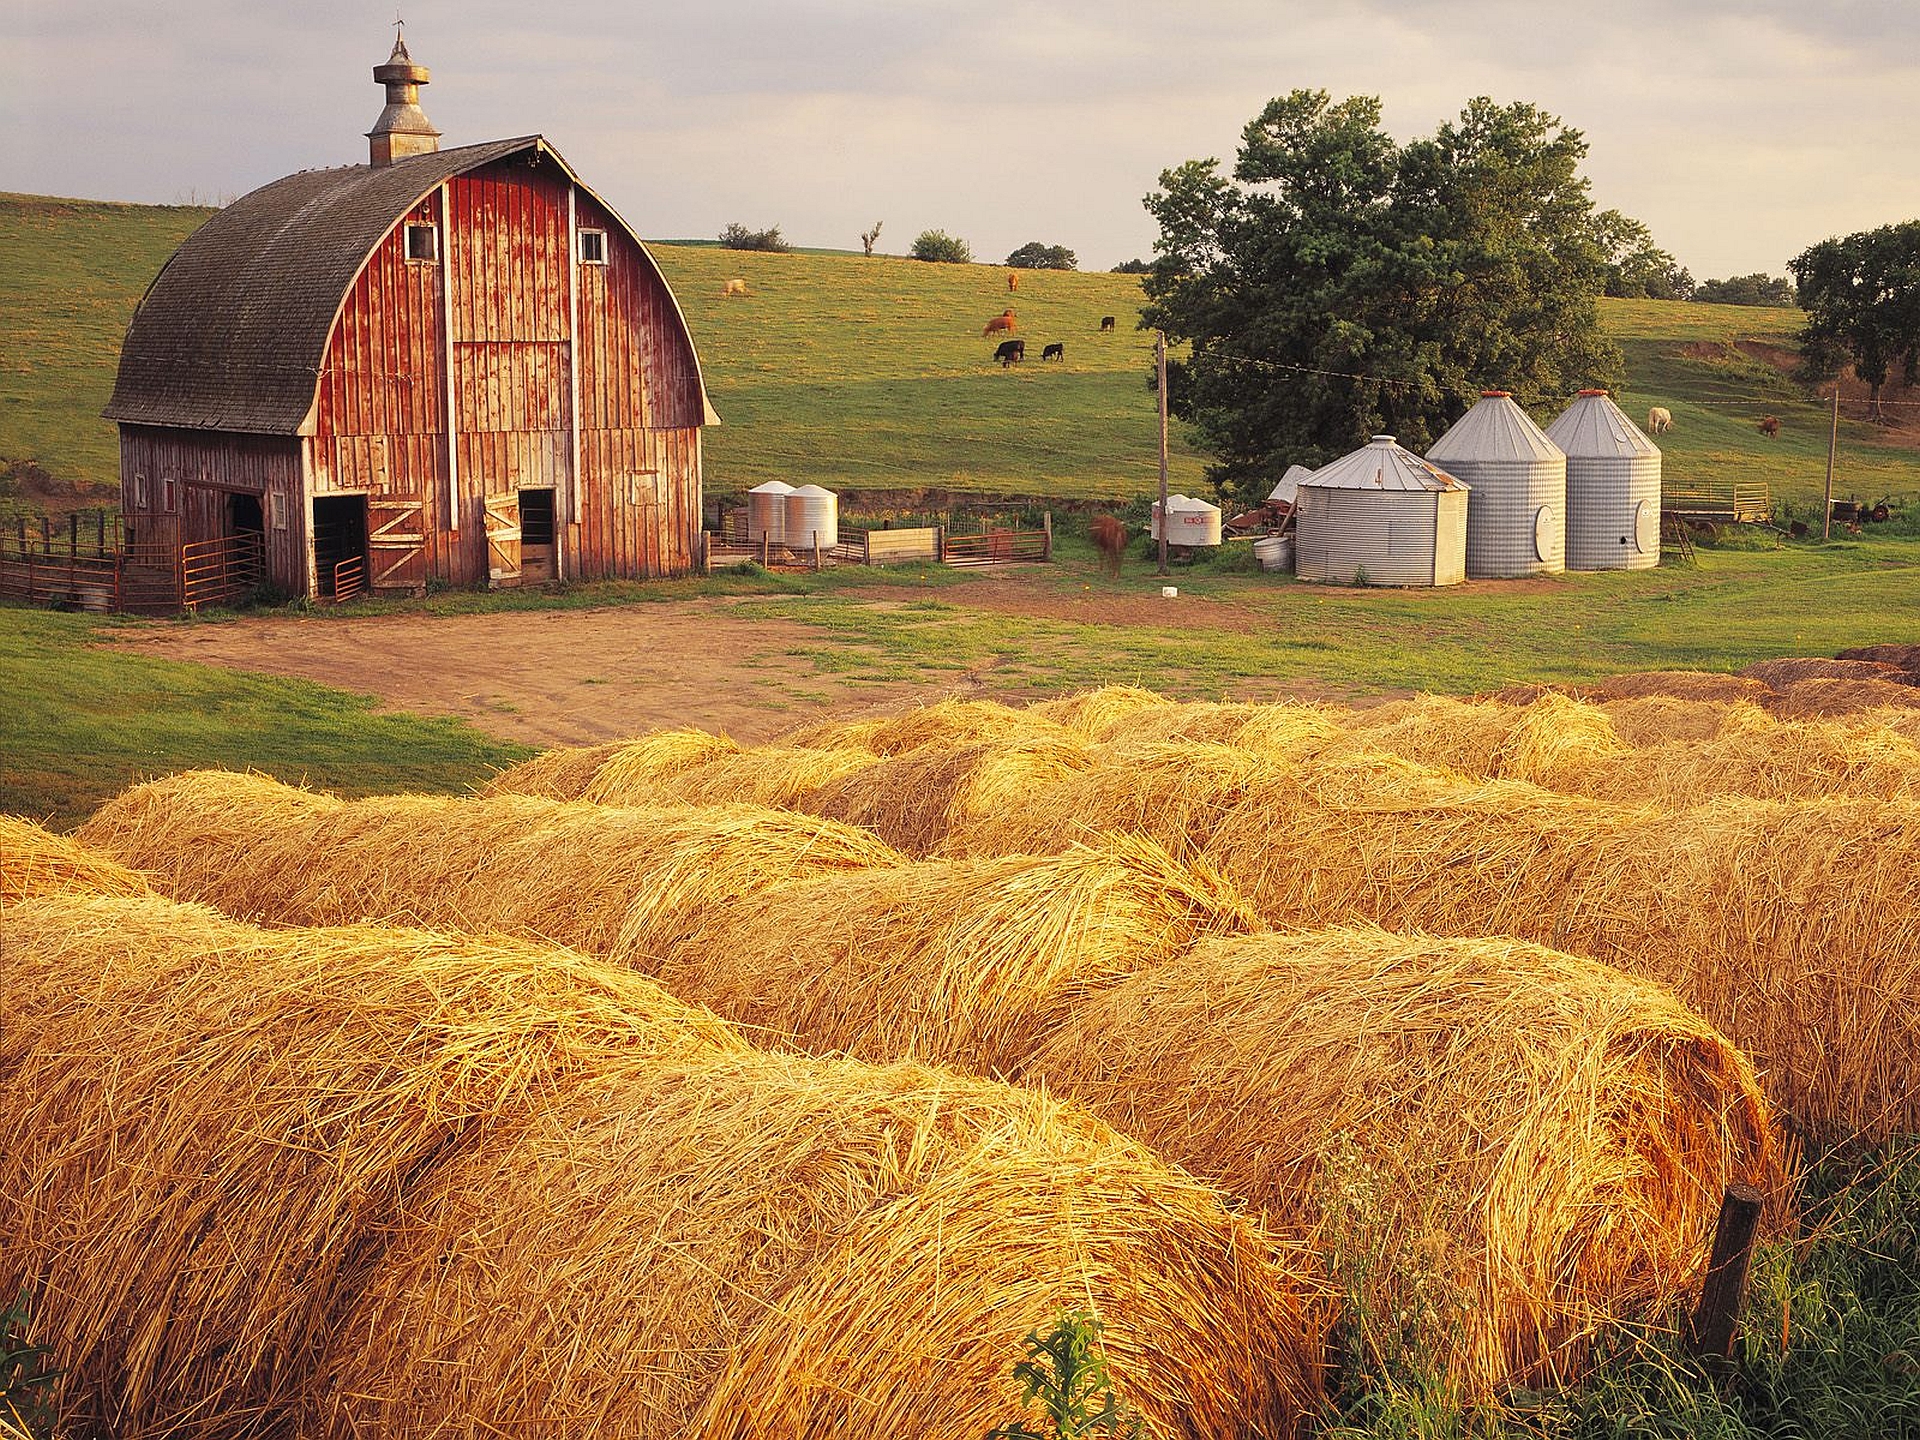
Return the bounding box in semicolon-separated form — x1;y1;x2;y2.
1791;222;1920;421
1141;91;1626;504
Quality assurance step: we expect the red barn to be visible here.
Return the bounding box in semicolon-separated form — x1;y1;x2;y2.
104;34;717;603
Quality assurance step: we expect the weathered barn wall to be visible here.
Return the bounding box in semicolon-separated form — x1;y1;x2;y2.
117;426;305;592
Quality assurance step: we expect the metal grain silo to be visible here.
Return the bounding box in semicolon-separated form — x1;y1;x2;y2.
1295;436;1469;587
747;481;794;545
1546;389;1662;571
784;484;839;549
1427;391;1566;578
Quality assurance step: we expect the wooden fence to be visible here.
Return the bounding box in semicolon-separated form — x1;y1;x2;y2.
0;522;264;614
705;517;1050;571
1663;480;1771;524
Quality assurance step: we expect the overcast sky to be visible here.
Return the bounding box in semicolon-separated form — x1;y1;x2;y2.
4;0;1915;277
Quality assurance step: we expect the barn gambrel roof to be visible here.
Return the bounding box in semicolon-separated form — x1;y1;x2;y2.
104;136;716;435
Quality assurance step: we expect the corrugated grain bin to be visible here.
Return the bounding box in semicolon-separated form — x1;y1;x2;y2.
1295;436;1469;587
746;481;794;544
1150;493;1223;547
783;483;839;549
1427;391;1567;578
1547;389;1661;571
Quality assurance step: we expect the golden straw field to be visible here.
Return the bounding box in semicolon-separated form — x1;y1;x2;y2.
10;670;1920;1433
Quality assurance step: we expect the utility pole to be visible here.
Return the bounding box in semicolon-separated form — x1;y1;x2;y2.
1156;331;1170;576
1823;389;1839;540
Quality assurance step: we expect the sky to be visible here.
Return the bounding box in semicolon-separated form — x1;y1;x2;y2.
4;0;1916;278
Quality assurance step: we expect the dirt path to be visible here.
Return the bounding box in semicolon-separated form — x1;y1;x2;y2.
100;600;959;748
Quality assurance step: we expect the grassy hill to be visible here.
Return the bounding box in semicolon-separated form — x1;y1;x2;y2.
3;191;1916;514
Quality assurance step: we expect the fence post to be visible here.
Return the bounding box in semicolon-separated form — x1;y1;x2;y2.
1685;1183;1765;1365
812;530;821;572
1042;510;1053;561
937;525;945;563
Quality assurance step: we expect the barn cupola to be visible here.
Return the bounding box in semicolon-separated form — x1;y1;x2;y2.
366;29;441;167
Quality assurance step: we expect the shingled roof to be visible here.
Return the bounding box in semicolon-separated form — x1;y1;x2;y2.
104;136;713;434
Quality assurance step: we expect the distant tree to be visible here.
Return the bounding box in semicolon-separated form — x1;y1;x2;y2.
1005;241;1078;270
1593;209;1693;299
1693;273;1797;307
860;220;884;257
910;229;973;263
1792;222;1920;421
1110;258;1151;274
1142;90;1621;506
720;222;790;253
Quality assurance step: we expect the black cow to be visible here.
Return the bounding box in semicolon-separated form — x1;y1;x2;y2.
1099;316;1116;332
994;338;1026;367
1042;343;1064;361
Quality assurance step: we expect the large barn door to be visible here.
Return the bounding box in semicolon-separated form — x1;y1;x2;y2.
367;497;428;590
484;492;522;588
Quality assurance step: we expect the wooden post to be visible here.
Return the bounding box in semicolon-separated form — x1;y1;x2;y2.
1823;389;1839;540
762;534;770;567
1156;331;1170;576
97;509;108;557
812;530;821;572
1042;510;1053;561
69;513;79;557
1685;1182;1766;1364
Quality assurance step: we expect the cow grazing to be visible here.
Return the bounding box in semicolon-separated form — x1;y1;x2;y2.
983;309;1017;336
1042;343;1064;362
721;278;749;297
1100;316;1116;332
1759;415;1781;439
1647;406;1672;434
994;339;1026;367
1090;515;1127;578
1008;271;1019;292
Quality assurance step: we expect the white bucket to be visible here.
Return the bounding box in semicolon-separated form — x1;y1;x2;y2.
1160;585;1178;598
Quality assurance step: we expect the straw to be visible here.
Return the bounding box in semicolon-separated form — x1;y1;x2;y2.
0;814;150;903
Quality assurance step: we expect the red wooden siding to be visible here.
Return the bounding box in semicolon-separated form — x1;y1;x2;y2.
118;426;304;593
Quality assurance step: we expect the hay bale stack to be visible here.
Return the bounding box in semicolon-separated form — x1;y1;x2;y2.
1029;684;1172;738
802;733;1095;857
1335;695;1626;790
78;773;902;957
1741;656;1912;690
775;697;1061;755
73;769;342;914
1;893;742;1440
1585;670;1773;705
478;741;624;799
314;1051;1325;1440
1764;676;1920;719
656;836;1261;1074
579;727;745;805
1025;927;1786;1397
0;814;149;903
1090;699;1348;755
649;743;882;810
1598;696;1751;746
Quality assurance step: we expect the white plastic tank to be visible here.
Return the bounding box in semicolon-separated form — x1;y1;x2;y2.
1546;390;1661;571
1150;493;1223;547
747;481;794;545
783;483;839;550
1427;390;1567;578
1295;436;1469;587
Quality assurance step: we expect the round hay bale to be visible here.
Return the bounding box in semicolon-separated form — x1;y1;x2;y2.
775;698;1059;756
0;814;149;903
75;773;903;958
579;728;745;805
314;1051;1326;1440
1333;695;1524;777
655;835;1261;1074
1598;696;1751;747
803;733;1094;857
650;743;882;810
1029;684;1172;738
1740;656;1910;690
479;741;626;799
1837;643;1920;679
1764;676;1920;719
1585;670;1772;705
75;770;344;916
942;739;1279;859
1026;927;1787;1397
1;893;742;1440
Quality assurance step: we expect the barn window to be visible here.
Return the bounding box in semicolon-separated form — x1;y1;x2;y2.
163;477;178;513
133;474;148;510
269;492;288;532
578;229;607;265
405;223;439;262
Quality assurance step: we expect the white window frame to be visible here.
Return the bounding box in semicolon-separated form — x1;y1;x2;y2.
405;223;439;263
578;228;607;265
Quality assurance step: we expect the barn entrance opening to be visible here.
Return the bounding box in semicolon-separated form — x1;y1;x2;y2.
519;487;556;583
226;492;264;539
312;495;370;599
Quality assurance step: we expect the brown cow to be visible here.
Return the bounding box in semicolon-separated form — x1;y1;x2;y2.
1008;271;1019;292
722;278;749;297
983;309;1017;336
1090;515;1127;578
1759;415;1781;439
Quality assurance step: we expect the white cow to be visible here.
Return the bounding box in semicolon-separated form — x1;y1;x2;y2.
1647;406;1673;435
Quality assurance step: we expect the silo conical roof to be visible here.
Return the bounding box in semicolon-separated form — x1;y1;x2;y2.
1302;436;1469;493
1267;464;1314;506
1546;390;1660;458
1428;392;1564;464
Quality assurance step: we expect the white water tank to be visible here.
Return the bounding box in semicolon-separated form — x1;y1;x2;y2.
1150;493;1223;547
747;481;794;544
784;484;839;550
